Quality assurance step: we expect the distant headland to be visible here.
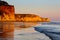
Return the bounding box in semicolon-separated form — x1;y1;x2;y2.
0;0;50;22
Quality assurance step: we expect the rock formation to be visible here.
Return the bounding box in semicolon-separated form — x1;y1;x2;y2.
0;0;15;21
0;0;50;22
15;14;50;22
0;6;15;21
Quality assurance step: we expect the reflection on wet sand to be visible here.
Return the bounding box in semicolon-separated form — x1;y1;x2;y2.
0;22;14;40
14;22;38;29
0;22;38;40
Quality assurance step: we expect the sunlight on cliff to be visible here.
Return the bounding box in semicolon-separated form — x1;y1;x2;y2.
0;6;15;21
0;1;50;22
15;14;50;22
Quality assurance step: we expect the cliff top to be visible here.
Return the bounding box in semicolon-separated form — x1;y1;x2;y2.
0;0;9;6
15;14;41;17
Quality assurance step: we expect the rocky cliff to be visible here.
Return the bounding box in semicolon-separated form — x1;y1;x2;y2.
0;0;15;21
0;5;15;21
0;1;50;22
0;5;50;22
15;14;50;22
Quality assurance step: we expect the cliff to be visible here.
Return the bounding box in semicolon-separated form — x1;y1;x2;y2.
15;14;50;22
0;5;15;21
0;6;50;22
0;1;50;22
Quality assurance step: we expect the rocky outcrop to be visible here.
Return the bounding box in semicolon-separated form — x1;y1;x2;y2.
0;5;50;22
41;18;50;22
0;5;15;21
15;14;50;22
0;0;50;22
0;0;15;21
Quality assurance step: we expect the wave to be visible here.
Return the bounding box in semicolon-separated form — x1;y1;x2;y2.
34;27;60;40
41;22;60;25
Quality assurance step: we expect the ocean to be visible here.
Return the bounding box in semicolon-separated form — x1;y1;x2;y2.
0;22;60;40
34;22;60;40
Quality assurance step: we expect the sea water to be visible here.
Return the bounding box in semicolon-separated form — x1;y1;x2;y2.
34;22;60;40
0;22;60;40
14;22;51;40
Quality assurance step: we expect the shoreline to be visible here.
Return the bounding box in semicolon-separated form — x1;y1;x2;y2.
34;27;60;40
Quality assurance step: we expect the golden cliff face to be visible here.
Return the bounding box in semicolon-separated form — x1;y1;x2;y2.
0;1;50;22
0;5;50;22
15;14;50;22
0;5;15;21
0;2;50;22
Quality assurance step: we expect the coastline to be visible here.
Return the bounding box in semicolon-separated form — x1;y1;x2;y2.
14;27;51;40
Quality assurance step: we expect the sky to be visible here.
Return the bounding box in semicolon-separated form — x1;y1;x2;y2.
4;0;60;21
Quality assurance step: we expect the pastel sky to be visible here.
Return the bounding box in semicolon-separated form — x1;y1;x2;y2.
4;0;60;21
